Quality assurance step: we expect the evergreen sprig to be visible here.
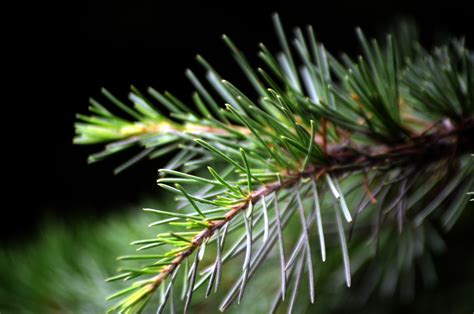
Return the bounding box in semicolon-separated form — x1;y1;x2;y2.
75;14;473;313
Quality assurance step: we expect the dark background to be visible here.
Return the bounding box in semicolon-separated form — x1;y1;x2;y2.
5;1;473;235
1;1;473;312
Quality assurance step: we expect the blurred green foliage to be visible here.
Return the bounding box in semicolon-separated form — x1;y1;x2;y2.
1;199;473;313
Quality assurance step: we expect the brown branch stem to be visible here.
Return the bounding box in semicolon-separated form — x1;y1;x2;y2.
148;115;473;291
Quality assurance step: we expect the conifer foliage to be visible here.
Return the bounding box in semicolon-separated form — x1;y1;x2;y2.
75;14;473;313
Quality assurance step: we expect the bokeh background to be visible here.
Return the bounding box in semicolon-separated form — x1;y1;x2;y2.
1;1;473;313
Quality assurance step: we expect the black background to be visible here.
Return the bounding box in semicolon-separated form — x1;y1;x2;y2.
1;1;473;312
5;1;473;238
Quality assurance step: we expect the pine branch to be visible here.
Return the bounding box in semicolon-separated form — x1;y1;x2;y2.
75;13;474;313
